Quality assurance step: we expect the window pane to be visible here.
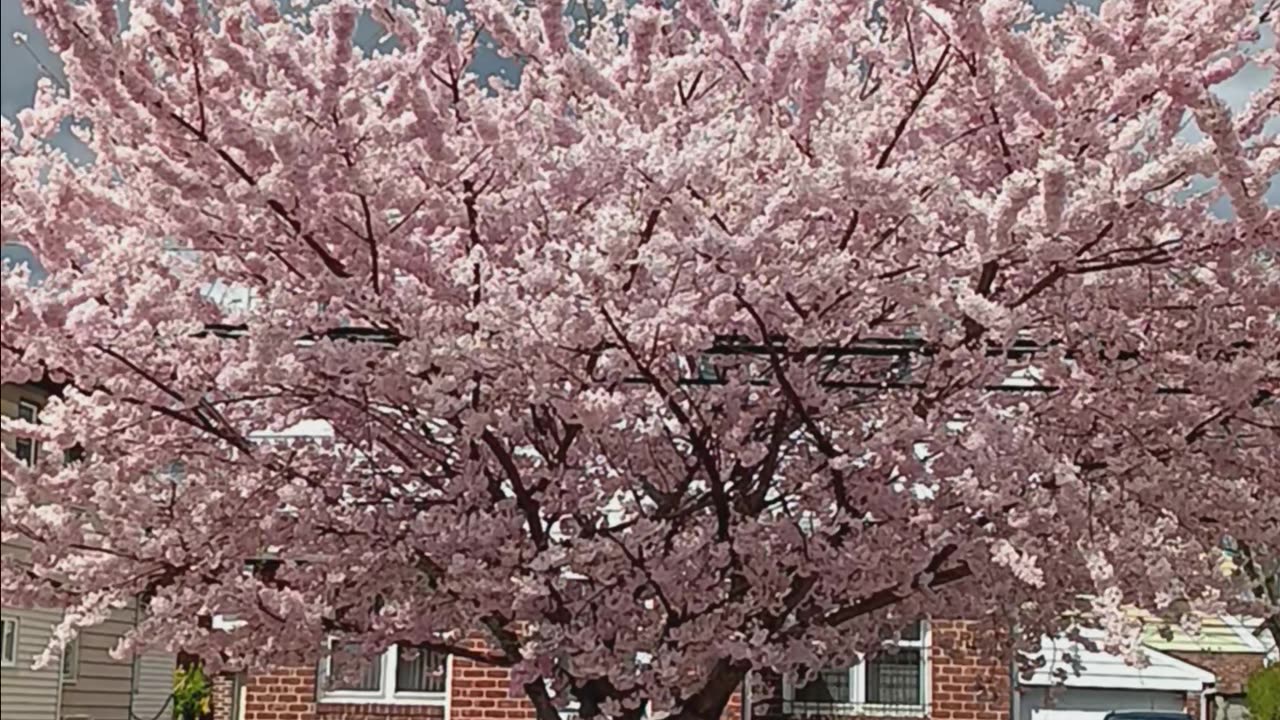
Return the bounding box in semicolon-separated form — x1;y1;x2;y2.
794;669;851;703
329;645;381;691
17;403;37;422
2;620;16;663
64;445;85;464
865;648;922;706
15;438;35;465
899;621;922;641
62;639;78;680
396;645;447;692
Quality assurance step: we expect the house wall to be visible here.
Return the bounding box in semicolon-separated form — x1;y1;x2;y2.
213;672;239;720
60;607;140;720
50;598;176;720
1164;651;1266;695
928;620;1011;720
2;384;63;720
222;621;1002;720
0;607;65;720
229;661;737;720
3;383;176;720
131;649;178;720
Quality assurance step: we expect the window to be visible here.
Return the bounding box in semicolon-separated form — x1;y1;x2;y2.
328;643;382;692
1;617;18;667
14;400;39;465
395;646;447;693
786;622;929;714
319;643;448;705
61;638;79;683
865;647;922;706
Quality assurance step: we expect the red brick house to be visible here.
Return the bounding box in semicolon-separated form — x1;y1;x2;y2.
209;620;1013;720
208;615;1271;720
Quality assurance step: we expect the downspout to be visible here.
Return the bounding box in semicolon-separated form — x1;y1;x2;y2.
54;609;67;720
127;601;141;720
1008;620;1022;720
1199;686;1212;720
1009;657;1021;720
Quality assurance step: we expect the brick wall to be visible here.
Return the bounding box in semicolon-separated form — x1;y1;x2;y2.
927;621;1010;720
242;667;316;720
746;621;1010;720
449;655;534;720
218;625;1011;720
1166;652;1267;695
213;673;237;720
1183;692;1201;720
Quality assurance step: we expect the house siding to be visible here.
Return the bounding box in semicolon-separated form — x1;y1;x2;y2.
131;650;178;720
3;382;176;720
2;384;63;720
0;606;64;720
60;607;140;720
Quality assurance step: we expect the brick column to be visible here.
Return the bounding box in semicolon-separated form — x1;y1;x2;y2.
243;667;317;720
449;655;536;720
212;673;237;720
929;620;1011;720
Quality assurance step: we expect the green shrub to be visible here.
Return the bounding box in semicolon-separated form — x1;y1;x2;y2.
1248;665;1280;720
172;664;211;720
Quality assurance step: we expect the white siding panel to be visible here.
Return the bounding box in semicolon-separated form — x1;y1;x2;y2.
0;607;63;720
60;609;139;720
130;653;175;720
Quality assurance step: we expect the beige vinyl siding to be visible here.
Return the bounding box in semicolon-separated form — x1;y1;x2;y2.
2;385;62;720
129;652;176;720
3;383;176;720
59;608;142;720
0;607;64;720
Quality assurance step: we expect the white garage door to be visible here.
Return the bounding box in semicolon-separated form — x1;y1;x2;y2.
1033;712;1111;720
1020;688;1186;720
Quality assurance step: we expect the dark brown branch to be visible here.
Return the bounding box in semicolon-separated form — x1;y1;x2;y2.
876;45;951;169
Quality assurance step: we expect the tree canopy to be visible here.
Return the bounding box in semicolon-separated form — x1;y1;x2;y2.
2;1;1276;719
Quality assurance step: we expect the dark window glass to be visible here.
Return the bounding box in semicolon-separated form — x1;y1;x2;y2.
15;401;39;465
395;645;447;692
794;669;850;703
15;438;36;465
865;648;922;706
328;645;381;691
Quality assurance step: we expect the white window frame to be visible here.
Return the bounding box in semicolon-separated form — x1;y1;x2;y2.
781;622;931;717
15;399;40;466
318;643;450;706
62;637;80;683
1;616;19;667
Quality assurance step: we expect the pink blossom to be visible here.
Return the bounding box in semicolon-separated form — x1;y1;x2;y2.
1;0;1274;716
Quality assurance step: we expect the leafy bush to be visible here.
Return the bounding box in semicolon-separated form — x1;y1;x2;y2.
172;665;211;720
1247;665;1280;720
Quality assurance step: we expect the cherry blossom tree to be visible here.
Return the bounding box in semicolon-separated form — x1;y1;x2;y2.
2;1;1277;719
